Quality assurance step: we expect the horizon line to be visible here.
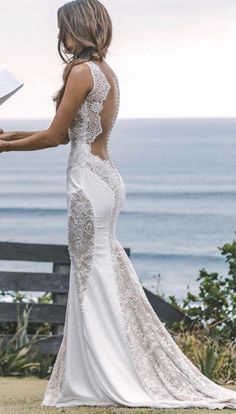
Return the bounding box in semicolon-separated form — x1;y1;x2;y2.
1;116;236;121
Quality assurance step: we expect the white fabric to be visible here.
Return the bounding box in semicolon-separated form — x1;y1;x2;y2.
42;60;236;409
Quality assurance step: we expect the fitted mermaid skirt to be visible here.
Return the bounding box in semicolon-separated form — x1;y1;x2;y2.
41;150;236;409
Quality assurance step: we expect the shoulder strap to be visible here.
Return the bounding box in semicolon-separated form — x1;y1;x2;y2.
84;61;111;101
83;61;111;143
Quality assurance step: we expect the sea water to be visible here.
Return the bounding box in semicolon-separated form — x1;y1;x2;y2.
0;118;235;301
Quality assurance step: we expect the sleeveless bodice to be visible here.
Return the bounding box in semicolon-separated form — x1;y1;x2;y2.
66;60;126;232
67;60;120;171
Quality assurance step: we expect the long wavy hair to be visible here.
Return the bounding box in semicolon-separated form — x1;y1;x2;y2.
53;0;112;110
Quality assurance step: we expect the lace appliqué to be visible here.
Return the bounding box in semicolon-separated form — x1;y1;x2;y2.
111;238;236;402
41;333;66;406
83;61;111;144
42;276;71;407
68;189;95;310
67;61;111;171
86;156;126;230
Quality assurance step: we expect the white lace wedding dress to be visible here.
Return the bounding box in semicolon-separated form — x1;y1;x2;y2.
42;60;236;409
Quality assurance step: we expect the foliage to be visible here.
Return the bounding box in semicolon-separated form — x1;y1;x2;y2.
0;291;52;335
0;304;54;378
165;232;236;340
158;232;236;384
171;326;236;385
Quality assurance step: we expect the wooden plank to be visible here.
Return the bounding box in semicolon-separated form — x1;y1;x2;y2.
0;289;193;327
0;303;66;323
0;242;70;263
0;289;195;353
125;247;130;257
0;271;69;292
143;287;194;328
0;241;130;262
52;264;69;335
0;334;62;355
32;335;62;354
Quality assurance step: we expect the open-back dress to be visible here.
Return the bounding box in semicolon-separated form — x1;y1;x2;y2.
42;60;236;409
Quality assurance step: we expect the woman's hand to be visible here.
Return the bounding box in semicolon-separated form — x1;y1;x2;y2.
0;132;16;141
0;139;9;153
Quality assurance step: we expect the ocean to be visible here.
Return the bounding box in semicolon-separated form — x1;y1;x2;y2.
0;118;236;301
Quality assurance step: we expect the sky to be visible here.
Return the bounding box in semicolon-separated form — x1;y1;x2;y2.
1;0;236;119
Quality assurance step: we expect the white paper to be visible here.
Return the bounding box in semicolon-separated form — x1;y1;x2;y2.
0;69;24;105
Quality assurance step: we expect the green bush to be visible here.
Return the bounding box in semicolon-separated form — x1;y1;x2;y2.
0;291;52;335
171;328;236;385
0;305;54;378
162;232;236;384
166;232;236;340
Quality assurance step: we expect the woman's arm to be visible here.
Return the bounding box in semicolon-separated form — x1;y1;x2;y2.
0;63;93;152
0;131;43;141
0;129;63;151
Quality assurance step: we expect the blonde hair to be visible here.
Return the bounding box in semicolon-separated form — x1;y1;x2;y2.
53;0;112;110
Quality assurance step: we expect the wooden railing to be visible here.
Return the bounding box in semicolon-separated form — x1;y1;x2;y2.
0;241;193;354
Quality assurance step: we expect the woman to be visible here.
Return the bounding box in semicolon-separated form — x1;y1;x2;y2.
1;0;236;409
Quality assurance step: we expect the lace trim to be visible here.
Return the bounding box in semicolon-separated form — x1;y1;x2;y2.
42;337;66;406
68;189;95;310
103;71;120;166
67;61;120;171
41;308;68;407
111;238;236;401
83;61;111;144
86;157;126;238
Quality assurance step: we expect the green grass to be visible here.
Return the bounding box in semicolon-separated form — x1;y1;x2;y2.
0;377;236;414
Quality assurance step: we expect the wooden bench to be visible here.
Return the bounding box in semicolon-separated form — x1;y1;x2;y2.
0;241;193;355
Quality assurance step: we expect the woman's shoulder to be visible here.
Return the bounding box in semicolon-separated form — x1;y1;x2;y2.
70;61;91;75
68;63;94;94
